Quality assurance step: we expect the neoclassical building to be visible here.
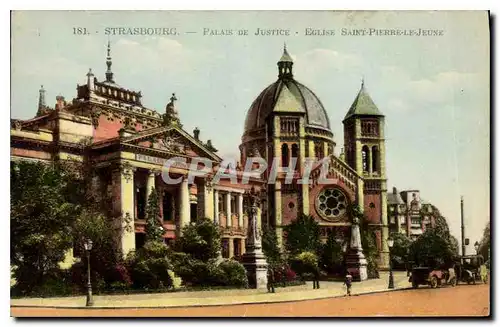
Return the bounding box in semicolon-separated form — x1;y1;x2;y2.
11;44;391;268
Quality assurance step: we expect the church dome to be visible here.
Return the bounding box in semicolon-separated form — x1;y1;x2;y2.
243;47;331;136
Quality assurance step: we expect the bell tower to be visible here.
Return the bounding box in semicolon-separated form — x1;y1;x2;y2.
343;80;389;269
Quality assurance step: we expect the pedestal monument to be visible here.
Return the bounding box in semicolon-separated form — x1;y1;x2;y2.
241;188;268;289
345;217;368;281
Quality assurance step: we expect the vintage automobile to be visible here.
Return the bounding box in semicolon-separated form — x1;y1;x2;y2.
457;255;487;284
409;267;456;288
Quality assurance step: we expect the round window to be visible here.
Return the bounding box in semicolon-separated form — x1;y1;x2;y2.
316;188;348;220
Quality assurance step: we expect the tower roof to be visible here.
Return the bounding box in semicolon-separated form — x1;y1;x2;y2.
343;80;384;121
279;44;293;63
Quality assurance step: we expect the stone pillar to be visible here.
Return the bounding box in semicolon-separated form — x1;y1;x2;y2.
299;117;309;216
228;237;234;259
357;178;364;212
241;237;246;255
323;141;329;157
179;176;190;234
346;217;368;281
380;183;389;269
112;162;136;258
225;192;232;227
238;193;244;228
241;190;268;289
308;140;315;159
146;170;156;197
274;181;283;249
367;148;372;174
198;178;214;220
214;189;219;224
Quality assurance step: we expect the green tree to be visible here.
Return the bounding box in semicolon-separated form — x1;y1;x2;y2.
11;160;79;294
284;214;321;256
144;188;164;243
262;225;282;268
389;232;412;265
478;222;490;261
178;218;221;262
410;228;458;268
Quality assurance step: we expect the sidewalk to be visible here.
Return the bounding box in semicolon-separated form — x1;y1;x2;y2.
11;271;411;309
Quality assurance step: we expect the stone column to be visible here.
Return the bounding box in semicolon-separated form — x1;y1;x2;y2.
178;176;190;234
112;162;136;258
225;192;232;227
228;237;234;259
197;178;214;220
357;178;364;213
204;179;214;220
345;217;368;281
213;189;219;224
241;237;246;255
146;169;156;197
323;141;329;157
274;181;283;249
380;183;389;269
367;148;372;174
241;190;268;289
238;193;244;228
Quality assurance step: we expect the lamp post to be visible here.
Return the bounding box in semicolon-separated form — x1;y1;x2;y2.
387;237;394;289
83;238;94;307
474;241;480;255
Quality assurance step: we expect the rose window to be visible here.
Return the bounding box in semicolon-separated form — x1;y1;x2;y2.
317;188;348;219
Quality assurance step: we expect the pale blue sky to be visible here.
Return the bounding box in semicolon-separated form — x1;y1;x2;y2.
11;11;490;251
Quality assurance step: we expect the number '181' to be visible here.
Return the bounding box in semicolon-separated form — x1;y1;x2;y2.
73;27;89;35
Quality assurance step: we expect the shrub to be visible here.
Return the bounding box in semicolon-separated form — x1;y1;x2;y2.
125;241;173;290
290;251;319;278
215;260;248;288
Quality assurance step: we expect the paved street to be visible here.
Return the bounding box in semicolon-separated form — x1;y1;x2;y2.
12;284;489;317
11;272;410;309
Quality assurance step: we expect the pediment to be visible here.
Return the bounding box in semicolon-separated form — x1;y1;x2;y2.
121;126;221;162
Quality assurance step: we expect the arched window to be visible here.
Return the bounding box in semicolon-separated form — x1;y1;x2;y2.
281;143;289;167
372;146;379;173
362;145;370;173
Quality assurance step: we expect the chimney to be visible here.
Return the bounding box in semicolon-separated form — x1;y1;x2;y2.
393;187;397;194
55;95;66;111
193;127;200;140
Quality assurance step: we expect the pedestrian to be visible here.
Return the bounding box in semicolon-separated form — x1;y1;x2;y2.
267;267;275;293
344;274;353;296
312;267;320;289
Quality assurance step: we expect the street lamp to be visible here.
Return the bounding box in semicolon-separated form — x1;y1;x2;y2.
83;238;94;307
387;237;395;289
474;241;480;255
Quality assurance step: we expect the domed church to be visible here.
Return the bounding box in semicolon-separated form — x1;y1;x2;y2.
240;46;389;269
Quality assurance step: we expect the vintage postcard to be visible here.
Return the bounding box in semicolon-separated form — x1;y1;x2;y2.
10;10;490;318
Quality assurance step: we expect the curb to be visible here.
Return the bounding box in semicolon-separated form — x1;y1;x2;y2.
11;286;413;310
